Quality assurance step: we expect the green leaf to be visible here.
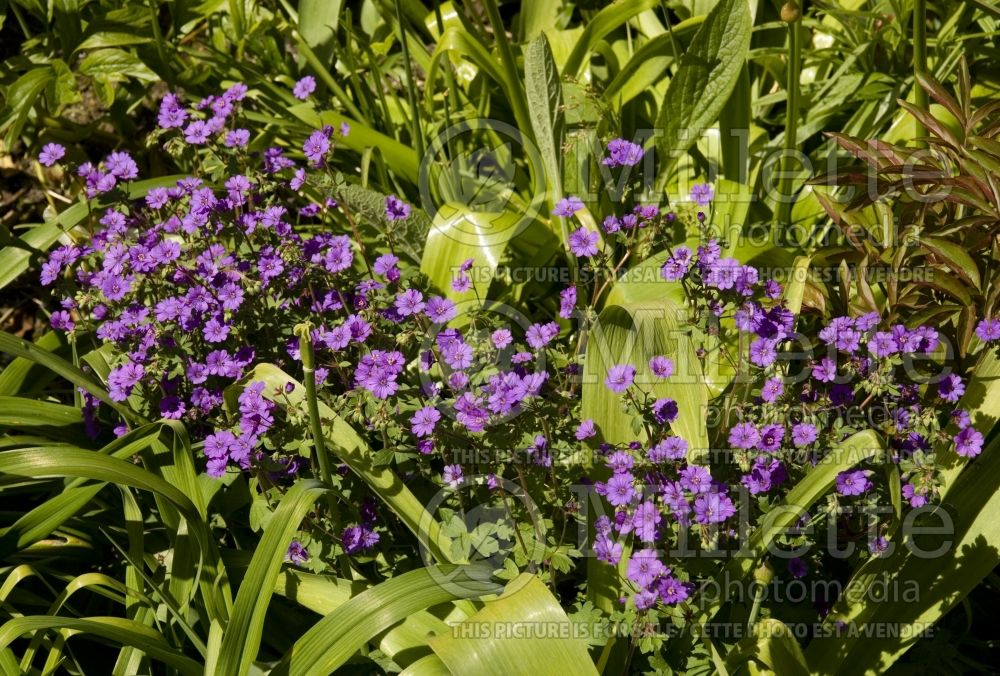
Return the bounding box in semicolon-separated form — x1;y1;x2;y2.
78;48;158;81
743;619;810;676
419;204;520;309
297;0;342;65
0;331;141;424
0;616;202;675
273;565;502;675
656;0;752;178
76;32;153;51
214;480;326;676
918;235;981;290
0;397;82;427
427;574;598;675
562;0;660;76
524;34;565;211
1;66;54;147
602;18;703;105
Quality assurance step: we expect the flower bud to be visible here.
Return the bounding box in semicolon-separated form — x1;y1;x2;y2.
781;1;800;22
753;559;775;585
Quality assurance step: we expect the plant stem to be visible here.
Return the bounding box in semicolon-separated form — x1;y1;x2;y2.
777;3;803;232
295;323;332;486
913;0;928;141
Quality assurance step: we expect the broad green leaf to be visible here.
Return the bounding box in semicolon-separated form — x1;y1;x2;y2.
274;565;502;675
428;574;598;675
656;0;752;178
78;48;158;81
420;204;521;309
782;256;812;316
743;619;810;676
214;480;326;676
0;331;142;424
586;274;709;459
1;66;53;147
297;0;342;65
0;446;232;622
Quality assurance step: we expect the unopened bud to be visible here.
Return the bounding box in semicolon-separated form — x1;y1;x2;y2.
781;1;801;22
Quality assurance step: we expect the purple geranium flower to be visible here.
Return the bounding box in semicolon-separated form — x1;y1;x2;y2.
553;196;584;217
605;364;636;393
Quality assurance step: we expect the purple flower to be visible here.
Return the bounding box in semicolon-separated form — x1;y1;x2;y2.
757;424;784;452
108;361;144;402
690;183;714;206
604;473;635;506
679;465;712;493
594;535;623;564
648;436;687;462
225;129;250;147
938;373;965;403
749;338;778;367
286;540;309;565
658;576;690;604
184;121;211;145
425;296;457;324
633;501;661;543
559;286;577;319
729;422;760;450
411;406;441;437
660;247;692;281
602;139;644;167
835;469;872;496
761;377;784;403
651;398;678;425
868;331;899;358
492;328;513;349
788;558;808;579
649;356;674;378
605;364;636;393
568;227;599;257
342;525;380;554
954;426;983;457
693;492;735;524
385;195;411;221
303;130;330;165
39;143;66;166
293;75;317;100
976;318;1000;342
443;464;464;488
812;357;837;383
395;289;425;316
626;549;666;588
791;422;818;447
575;419;597;440
553;196;584;217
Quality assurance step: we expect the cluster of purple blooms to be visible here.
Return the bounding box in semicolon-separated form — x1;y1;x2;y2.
40;99;996;608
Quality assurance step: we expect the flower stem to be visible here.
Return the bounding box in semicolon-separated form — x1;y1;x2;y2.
295;323;332;486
